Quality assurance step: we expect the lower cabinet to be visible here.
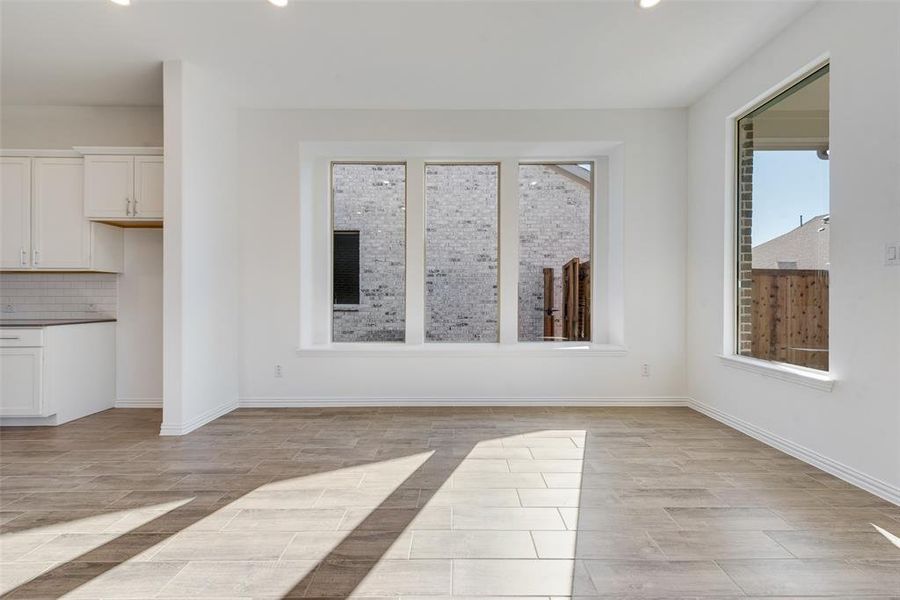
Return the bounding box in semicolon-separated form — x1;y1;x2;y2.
0;347;44;417
0;323;115;425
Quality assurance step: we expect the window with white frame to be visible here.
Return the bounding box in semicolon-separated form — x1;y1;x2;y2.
331;163;406;343
302;147;616;350
425;163;500;343
518;163;593;342
735;65;830;371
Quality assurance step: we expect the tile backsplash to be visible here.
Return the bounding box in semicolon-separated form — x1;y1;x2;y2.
0;273;117;320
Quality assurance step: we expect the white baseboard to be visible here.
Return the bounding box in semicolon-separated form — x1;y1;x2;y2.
115;398;162;408
0;415;60;427
159;400;238;436
688;397;900;507
239;396;689;408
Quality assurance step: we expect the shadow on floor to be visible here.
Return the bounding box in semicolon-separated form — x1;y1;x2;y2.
0;407;556;599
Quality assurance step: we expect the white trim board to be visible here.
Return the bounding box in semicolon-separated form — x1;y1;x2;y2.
115;398;163;409
689;397;900;507
73;146;163;156
718;354;834;392
239;397;688;408
0;415;60;427
1;149;82;158
159;401;238;436
296;344;628;358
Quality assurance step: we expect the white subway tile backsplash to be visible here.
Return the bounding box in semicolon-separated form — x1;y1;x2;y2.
0;273;117;319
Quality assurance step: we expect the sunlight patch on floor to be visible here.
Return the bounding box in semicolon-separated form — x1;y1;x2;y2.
872;522;900;550
47;451;436;598
1;428;597;598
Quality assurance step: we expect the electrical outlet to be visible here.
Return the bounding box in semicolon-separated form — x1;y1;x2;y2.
2;303;14;314
86;303;98;313
274;364;283;378
641;363;650;377
886;242;900;266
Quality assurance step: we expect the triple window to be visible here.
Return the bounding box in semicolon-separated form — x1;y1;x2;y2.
330;161;595;344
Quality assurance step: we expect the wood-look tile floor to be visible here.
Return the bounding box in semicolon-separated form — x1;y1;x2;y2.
1;407;898;599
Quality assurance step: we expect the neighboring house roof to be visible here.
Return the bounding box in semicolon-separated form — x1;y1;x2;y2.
752;214;830;270
548;164;592;187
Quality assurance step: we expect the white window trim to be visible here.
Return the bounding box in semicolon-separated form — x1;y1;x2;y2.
297;141;625;356
721;54;834;383
718;354;834;392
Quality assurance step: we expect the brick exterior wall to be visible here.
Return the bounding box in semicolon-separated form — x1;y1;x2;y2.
518;165;591;341
332;163;406;342
737;120;754;355
331;163;591;343
425;164;500;342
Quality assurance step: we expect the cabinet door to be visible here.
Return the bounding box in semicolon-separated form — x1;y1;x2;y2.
1;158;32;269
32;158;90;269
134;156;163;219
0;348;43;417
84;155;134;219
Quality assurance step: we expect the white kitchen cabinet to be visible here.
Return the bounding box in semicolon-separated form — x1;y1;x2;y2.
134;156;164;219
85;154;163;221
32;158;90;269
0;155;123;272
0;323;115;424
84;155;133;219
1;157;32;269
0;347;44;417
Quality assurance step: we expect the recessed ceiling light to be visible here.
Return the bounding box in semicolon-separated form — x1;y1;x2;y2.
110;0;130;6
637;0;662;8
268;0;288;6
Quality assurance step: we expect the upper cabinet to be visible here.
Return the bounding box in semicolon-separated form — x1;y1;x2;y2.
84;154;163;222
134;156;164;219
0;155;123;273
1;158;32;270
83;155;133;219
1;147;160;272
32;158;90;269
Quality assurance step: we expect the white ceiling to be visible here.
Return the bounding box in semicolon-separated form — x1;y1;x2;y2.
0;0;816;110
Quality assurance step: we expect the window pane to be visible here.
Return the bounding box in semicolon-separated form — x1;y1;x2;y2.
331;163;406;342
333;231;360;305
737;66;829;370
518;163;593;341
425;164;499;342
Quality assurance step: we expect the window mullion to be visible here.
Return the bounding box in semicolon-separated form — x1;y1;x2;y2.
405;159;426;345
498;158;519;344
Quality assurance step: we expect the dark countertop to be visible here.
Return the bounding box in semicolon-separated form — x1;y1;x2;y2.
0;318;117;328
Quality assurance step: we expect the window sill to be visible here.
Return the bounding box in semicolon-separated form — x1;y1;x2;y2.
717;354;834;392
297;343;628;358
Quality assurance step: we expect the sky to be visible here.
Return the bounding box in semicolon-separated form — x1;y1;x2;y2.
752;150;830;246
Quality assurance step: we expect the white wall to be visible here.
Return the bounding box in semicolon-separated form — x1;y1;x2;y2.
117;229;163;407
161;61;240;434
687;2;900;499
238;109;688;403
0;105;163;149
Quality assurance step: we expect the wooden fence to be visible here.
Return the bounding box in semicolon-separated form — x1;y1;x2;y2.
750;269;829;370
